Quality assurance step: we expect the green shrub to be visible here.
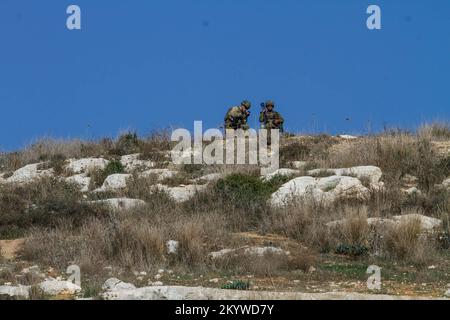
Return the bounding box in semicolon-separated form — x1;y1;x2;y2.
214;174;273;210
104;160;124;176
335;243;369;257
112;132;140;155
89;160;124;188
221;280;250;290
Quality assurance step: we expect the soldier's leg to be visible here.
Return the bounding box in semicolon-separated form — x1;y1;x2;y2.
266;126;272;146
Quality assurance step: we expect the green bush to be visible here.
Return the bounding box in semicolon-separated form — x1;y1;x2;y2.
214;174;274;210
89;160;124;188
221;280;250;290
335;243;369;257
113;132;140;155
104;160;124;176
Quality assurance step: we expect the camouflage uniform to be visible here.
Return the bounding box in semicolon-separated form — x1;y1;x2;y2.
259;101;284;131
224;100;251;130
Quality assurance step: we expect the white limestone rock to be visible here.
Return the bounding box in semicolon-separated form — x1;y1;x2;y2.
327;214;442;234
209;246;288;259
153;184;207;202
102;278;136;292
192;173;223;184
404;187;422;196
96;174;132;191
262;168;300;181
120;154;155;172
65;158;109;174
270;175;370;207
0;285;30;299
337;134;358;140
308;166;383;188
442;177;450;188
66;174;91;192
6;163;54;184
290;161;308;170
445;288;450;298
166;240;179;254
38;280;81;296
88;198;146;211
141;169;178;181
391;214;442;231
102;283;434;300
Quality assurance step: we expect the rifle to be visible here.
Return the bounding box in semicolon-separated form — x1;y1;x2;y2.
260;103;268;125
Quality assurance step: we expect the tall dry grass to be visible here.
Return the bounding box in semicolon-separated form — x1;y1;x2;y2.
3;126;449;274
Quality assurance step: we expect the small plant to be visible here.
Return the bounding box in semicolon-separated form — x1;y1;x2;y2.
221;280;250;290
89;160;124;188
38;154;68;176
214;174;273;210
104;160;124;176
263;174;294;191
114;132;140;155
335;243;369;256
437;231;450;250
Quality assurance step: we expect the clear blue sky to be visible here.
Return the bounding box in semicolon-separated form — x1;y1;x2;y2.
0;0;449;150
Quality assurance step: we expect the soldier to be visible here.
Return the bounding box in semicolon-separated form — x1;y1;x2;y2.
224;100;252;130
259;100;284;132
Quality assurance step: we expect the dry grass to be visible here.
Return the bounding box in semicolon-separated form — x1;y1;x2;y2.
0;131;174;173
384;216;437;266
418;121;450;140
3;126;450;278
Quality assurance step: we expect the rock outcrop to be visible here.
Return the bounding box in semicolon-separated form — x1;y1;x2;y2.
88;198;146;211
5;163;53;184
120;154;155;172
153;184;207;202
65;174;91;192
101;280;445;300
65;158;109;174
38;280;82;296
140;169;178;181
95;174;131;192
0;285;30;299
307;166;383;189
261;168;300;181
209;246;289;260
326;214;443;234
270;175;370;207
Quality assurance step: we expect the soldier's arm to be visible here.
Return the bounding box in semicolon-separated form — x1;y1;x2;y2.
277;112;284;124
259;112;265;123
229;109;243;120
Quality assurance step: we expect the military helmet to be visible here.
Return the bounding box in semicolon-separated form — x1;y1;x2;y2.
265;100;275;107
241;100;251;109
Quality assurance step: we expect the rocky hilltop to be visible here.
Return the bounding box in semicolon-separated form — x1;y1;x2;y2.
1;129;450;299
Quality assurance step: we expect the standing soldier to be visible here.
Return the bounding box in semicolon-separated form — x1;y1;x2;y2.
224;100;252;130
259;100;284;131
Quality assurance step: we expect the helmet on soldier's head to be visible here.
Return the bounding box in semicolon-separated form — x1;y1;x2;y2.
265;100;275;108
241;100;251;109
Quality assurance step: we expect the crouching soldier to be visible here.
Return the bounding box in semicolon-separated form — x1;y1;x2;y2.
259;100;284;132
259;100;284;145
224;100;252;130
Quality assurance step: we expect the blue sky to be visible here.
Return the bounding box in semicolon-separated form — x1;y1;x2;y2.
0;0;449;150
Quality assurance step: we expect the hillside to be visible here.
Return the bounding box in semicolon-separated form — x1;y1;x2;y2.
1;127;450;300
